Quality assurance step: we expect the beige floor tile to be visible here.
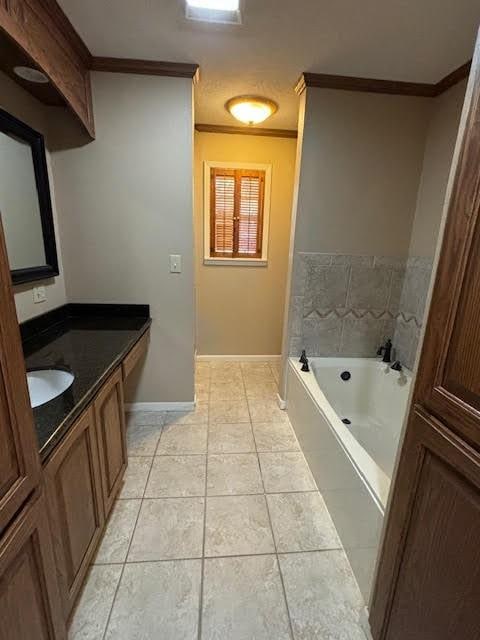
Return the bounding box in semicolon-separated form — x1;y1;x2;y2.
279;551;366;640
259;452;316;493
202;555;291;640
247;398;289;423
126;423;162;456
208;423;255;453
118;457;152;499
209;383;246;403
69;565;122;640
207;453;263;495
244;380;279;400
94;499;141;564
157;423;208;455
253;421;299;452
209;399;250;424
164;402;209;426
126;411;164;428
127;498;204;561
205;495;275;557
267;492;341;552
145;455;206;497
105;560;201;640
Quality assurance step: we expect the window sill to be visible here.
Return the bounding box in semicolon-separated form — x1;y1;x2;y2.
204;257;268;267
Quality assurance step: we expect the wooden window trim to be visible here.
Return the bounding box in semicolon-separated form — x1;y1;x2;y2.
204;161;272;266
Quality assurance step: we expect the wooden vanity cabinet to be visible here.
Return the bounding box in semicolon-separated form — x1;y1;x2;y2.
44;407;104;619
94;367;127;518
0;490;66;640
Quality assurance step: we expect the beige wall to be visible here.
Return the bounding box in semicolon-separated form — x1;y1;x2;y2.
408;80;467;258
51;72;195;403
294;89;432;257
0;72;67;322
195;131;296;355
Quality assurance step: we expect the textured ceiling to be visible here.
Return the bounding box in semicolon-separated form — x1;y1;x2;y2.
59;0;480;129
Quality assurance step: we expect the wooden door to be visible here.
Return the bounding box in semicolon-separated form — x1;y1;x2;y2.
94;367;127;518
370;32;480;640
0;217;41;535
0;491;66;640
44;406;104;619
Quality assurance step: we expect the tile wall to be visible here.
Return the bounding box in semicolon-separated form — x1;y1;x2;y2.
289;253;433;371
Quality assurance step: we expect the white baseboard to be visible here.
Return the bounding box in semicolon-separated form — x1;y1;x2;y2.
196;354;281;363
126;401;195;412
276;393;287;410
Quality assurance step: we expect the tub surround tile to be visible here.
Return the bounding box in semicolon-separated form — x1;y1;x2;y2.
303;265;350;314
331;255;374;267
279;551;365;640
94;499;141;564
157;423;208;455
127;498;205;562
145;455;206;498
202;555;292;640
205;495;275;557
253;422;299;452
267;492;341;552
118;457;152;499
105;560;202;640
208;423;255;453
347;266;392;309
69;564;123;640
302;314;342;357
259;452;316;493
340;315;390;358
207;453;264;496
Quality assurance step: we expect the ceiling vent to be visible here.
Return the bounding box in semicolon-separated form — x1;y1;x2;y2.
185;0;242;24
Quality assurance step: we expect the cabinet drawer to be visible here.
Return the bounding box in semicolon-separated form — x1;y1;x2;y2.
122;331;149;381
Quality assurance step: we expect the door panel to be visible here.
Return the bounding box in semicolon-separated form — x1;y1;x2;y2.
0;491;66;639
0;217;41;534
45;407;104;619
370;30;480;640
94;367;127;518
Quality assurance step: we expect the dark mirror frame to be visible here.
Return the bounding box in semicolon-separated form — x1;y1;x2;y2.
0;108;59;285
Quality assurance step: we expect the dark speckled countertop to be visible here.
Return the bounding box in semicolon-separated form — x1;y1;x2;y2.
21;304;151;462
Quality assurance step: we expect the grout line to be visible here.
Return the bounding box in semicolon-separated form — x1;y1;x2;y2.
101;431;157;639
197;362;211;640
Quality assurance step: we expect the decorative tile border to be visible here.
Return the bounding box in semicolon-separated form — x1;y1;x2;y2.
289;252;433;369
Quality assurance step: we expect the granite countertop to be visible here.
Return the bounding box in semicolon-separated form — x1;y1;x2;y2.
21;304;151;462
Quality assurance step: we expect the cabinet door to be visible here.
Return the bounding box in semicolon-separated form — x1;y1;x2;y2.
44;407;104;619
0;218;41;534
370;33;480;640
94;368;127;518
0;491;66;640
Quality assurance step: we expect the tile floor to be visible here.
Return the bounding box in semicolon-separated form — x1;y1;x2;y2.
69;360;369;640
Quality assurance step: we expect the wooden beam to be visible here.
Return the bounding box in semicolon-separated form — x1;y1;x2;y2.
90;57;200;81
195;124;297;139
295;62;472;98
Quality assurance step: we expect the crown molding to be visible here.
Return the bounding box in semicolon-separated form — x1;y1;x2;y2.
90;57;200;81
195;123;297;138
295;62;472;98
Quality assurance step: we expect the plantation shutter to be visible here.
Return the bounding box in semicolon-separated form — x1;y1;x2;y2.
210;168;265;258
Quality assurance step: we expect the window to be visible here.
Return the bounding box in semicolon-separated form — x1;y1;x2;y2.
204;162;271;265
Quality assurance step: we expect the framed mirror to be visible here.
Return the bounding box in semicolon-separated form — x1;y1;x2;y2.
0;108;59;285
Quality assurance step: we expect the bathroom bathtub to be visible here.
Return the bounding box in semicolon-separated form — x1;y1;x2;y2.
286;357;412;602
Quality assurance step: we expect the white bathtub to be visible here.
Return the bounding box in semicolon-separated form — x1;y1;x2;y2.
286;357;411;602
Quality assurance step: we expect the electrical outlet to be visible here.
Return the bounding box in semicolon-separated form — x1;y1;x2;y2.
33;286;47;304
170;254;182;273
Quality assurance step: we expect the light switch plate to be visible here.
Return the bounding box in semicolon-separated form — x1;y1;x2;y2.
33;286;47;303
170;254;182;273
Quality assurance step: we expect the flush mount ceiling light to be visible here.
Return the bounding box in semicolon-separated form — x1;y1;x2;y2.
186;0;241;24
226;96;278;125
13;66;49;84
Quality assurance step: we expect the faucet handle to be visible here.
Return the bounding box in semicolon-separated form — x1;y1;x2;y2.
299;349;307;364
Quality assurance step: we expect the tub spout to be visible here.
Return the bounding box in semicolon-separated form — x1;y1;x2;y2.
391;360;403;372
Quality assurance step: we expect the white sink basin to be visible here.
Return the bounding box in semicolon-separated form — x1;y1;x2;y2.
27;369;75;408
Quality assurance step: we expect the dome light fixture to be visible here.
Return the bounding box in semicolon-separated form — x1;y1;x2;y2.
13;66;49;84
225;95;278;126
